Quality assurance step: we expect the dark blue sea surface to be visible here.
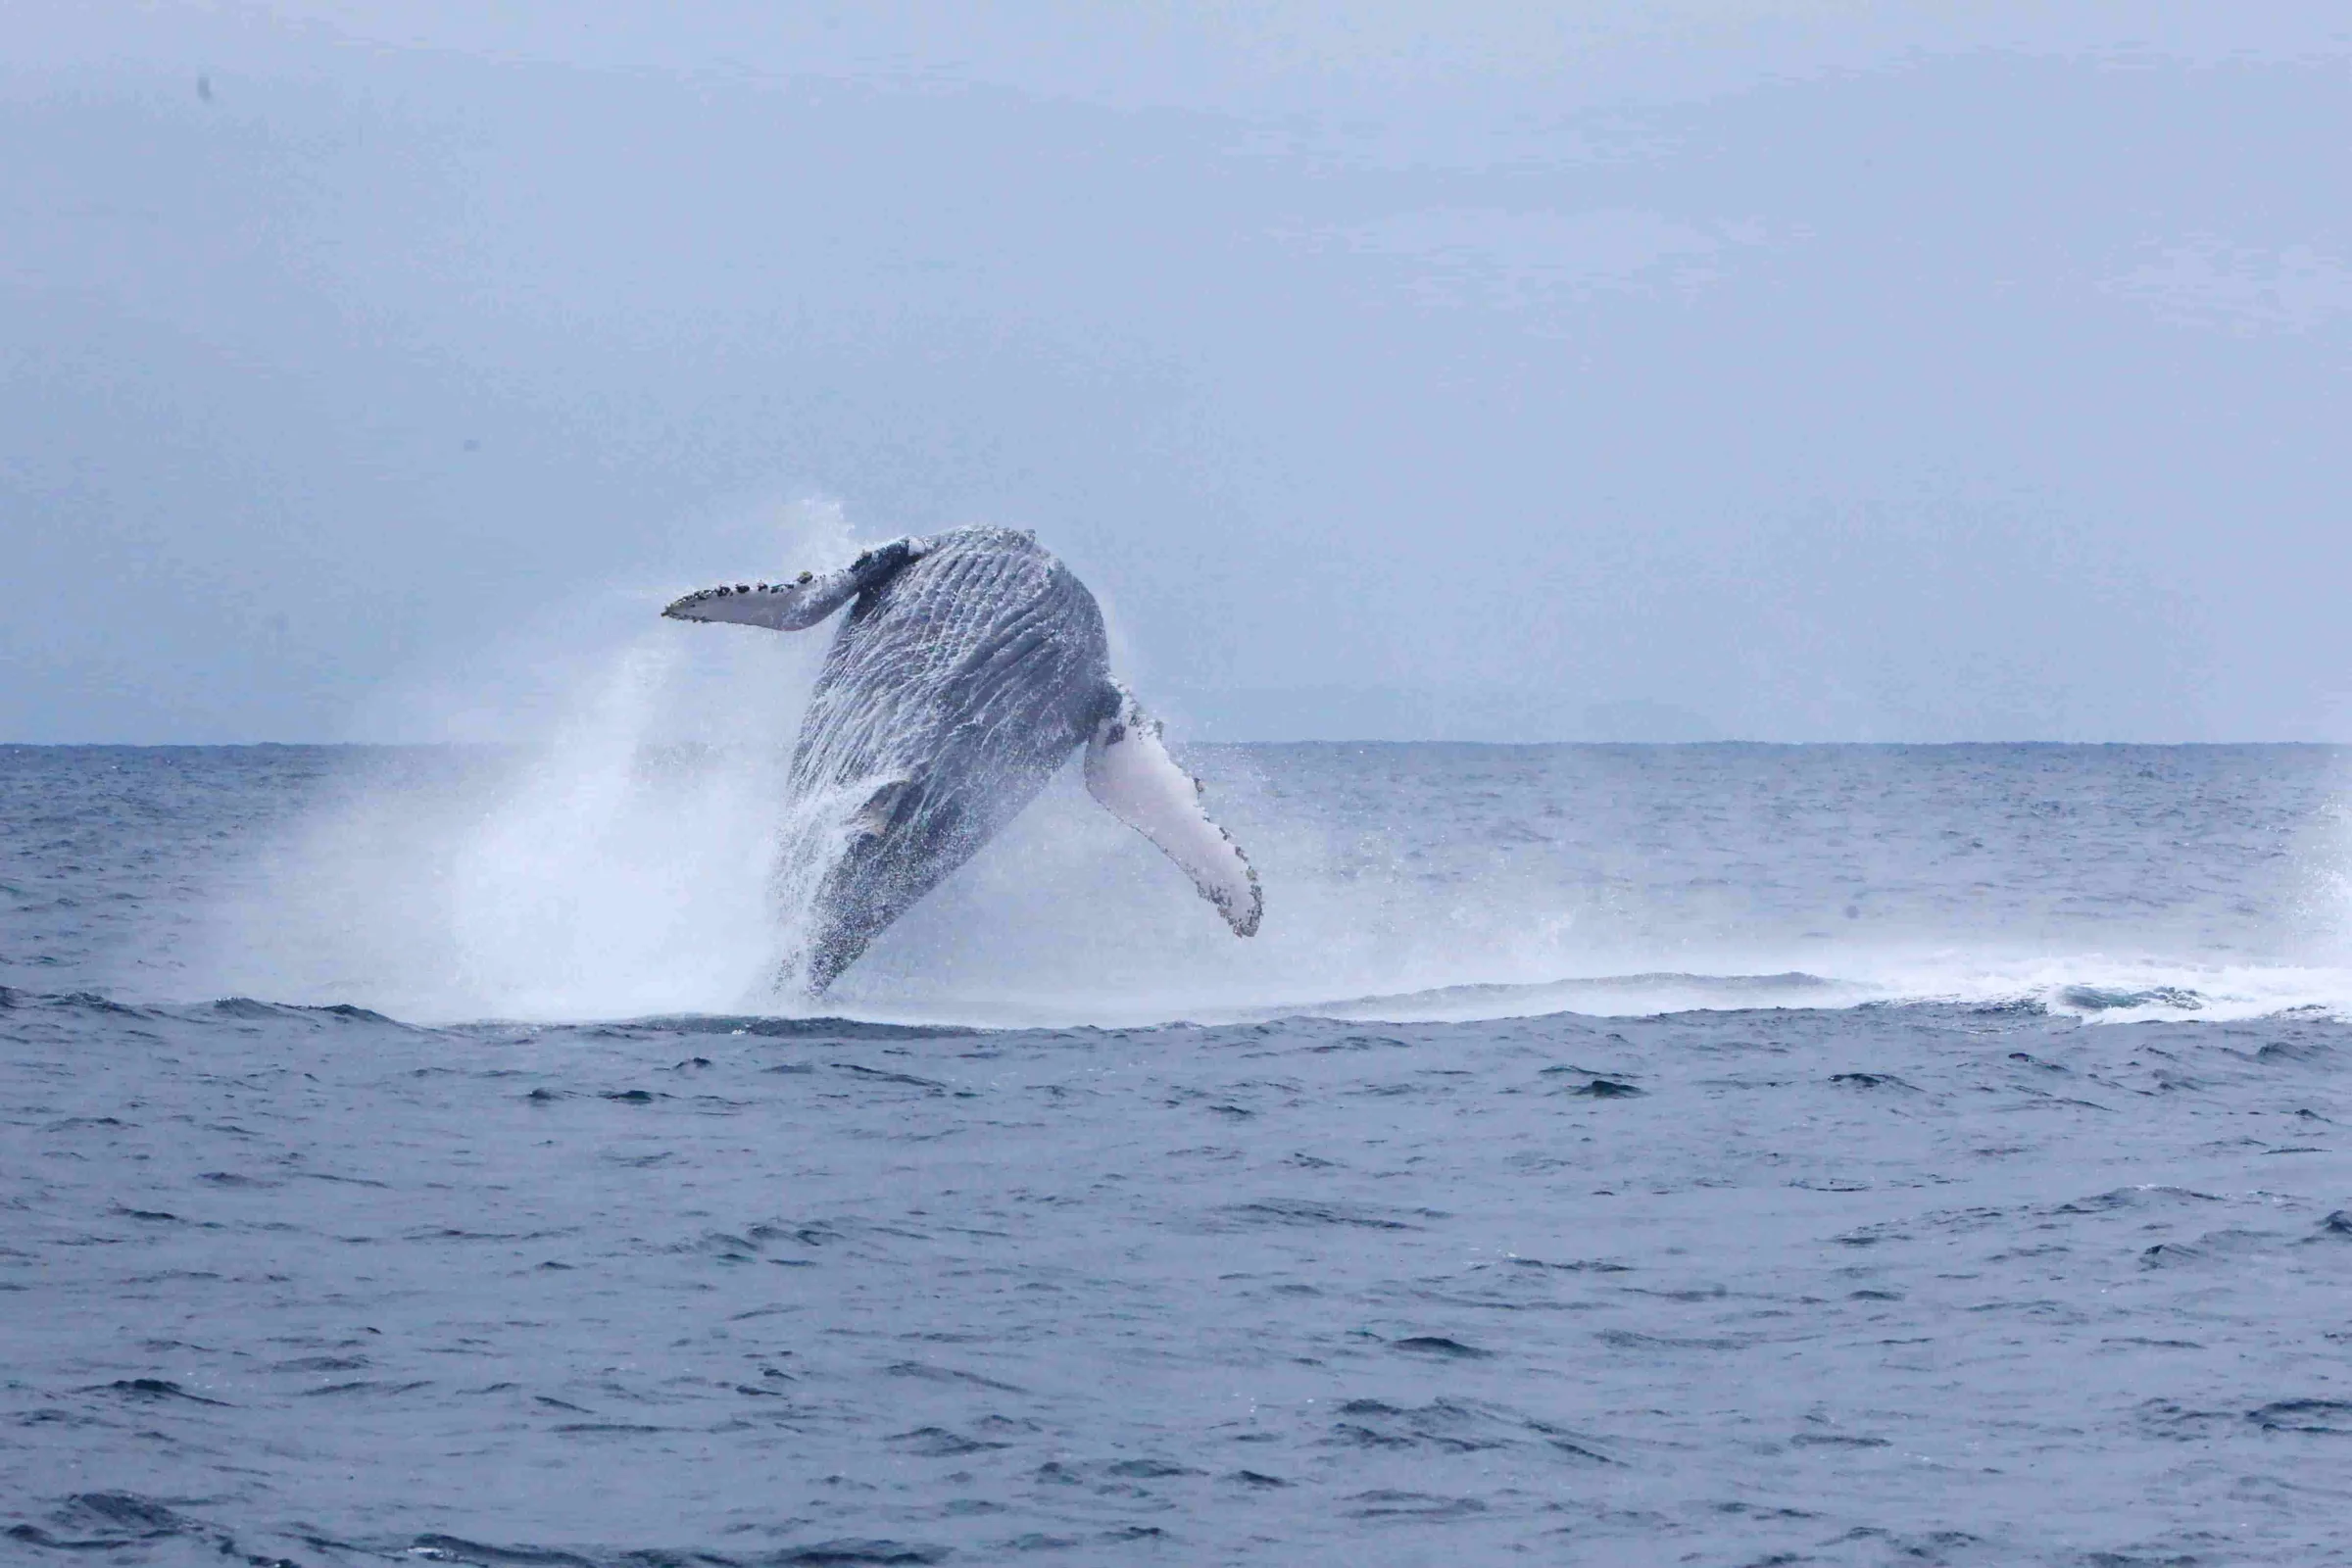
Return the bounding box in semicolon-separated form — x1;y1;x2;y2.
5;744;2352;1565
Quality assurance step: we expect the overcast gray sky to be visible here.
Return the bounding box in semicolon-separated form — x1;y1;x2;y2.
6;2;2348;742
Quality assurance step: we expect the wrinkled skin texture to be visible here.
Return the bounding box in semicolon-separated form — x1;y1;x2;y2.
785;529;1116;991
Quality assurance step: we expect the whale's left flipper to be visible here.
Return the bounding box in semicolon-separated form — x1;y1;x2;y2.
662;539;922;631
1084;685;1262;937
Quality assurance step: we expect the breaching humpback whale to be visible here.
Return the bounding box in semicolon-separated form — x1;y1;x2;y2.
662;527;1261;992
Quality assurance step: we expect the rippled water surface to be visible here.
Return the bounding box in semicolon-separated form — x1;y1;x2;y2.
5;744;2352;1565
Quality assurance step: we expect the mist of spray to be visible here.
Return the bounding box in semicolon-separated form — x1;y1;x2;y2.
188;503;861;1020
181;501;2352;1028
184;494;1613;1024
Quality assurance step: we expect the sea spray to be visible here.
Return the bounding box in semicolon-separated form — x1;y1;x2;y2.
762;772;901;998
187;501;878;1020
158;672;2352;1028
436;638;793;1018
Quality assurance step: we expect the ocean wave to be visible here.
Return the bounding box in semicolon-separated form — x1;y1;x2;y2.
18;956;2344;1035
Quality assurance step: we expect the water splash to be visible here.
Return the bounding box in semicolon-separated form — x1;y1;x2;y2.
179;534;2352;1031
434;641;795;1018
193;501;871;1021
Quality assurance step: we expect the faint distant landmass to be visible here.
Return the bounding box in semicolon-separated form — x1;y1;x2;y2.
1173;687;1725;744
1580;699;1723;743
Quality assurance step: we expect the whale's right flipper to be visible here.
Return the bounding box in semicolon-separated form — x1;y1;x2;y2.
1084;685;1262;937
663;537;924;631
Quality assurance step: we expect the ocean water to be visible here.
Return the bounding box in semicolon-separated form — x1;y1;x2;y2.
6;740;2352;1565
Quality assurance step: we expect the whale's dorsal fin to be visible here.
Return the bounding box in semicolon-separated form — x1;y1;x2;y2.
1084;685;1261;938
663;537;922;631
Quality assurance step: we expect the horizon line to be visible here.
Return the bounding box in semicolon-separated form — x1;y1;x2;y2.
5;738;2348;752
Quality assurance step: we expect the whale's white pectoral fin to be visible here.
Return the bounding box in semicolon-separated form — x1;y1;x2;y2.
1085;686;1262;937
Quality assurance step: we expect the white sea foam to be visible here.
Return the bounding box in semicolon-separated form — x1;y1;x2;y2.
192;502;867;1021
177;515;2352;1028
190;720;2352;1027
